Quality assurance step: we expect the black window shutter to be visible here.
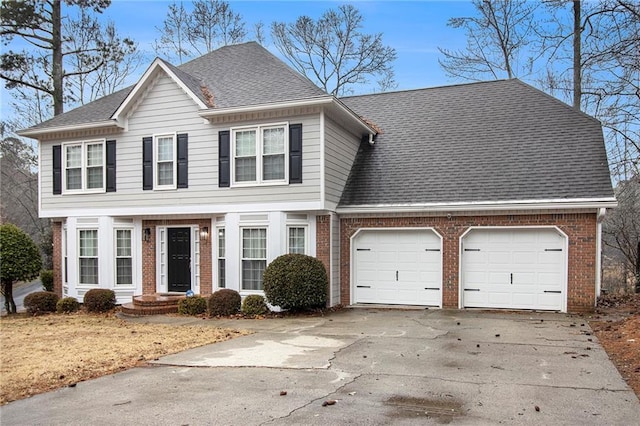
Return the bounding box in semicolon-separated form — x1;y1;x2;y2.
53;145;62;194
106;140;116;192
289;123;303;184
218;130;230;188
177;133;188;188
142;137;153;190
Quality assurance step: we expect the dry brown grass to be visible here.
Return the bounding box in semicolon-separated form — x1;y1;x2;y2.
0;312;249;404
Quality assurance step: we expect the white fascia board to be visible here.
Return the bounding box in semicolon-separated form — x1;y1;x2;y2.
17;120;122;138
336;198;619;214
199;97;378;136
39;201;326;219
111;58;207;121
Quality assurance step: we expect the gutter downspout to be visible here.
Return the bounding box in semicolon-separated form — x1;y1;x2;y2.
595;207;606;301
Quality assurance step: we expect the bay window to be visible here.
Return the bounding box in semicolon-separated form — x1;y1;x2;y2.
241;228;267;290
115;229;133;285
79;229;99;285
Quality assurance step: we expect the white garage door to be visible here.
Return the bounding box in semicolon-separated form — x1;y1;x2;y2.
353;230;442;306
461;228;566;311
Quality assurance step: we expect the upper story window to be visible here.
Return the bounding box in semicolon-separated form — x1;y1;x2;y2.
232;124;287;186
155;134;176;189
64;141;105;192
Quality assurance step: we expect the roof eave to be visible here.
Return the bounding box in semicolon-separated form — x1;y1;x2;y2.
17;120;122;138
199;96;378;136
336;198;619;214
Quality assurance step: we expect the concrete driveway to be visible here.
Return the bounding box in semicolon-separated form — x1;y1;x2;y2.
1;309;639;425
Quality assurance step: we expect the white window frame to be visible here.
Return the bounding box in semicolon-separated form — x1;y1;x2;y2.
231;123;288;186
240;227;268;292
287;225;307;254
217;226;226;289
154;133;177;190
78;228;99;286
62;140;106;193
114;228;134;286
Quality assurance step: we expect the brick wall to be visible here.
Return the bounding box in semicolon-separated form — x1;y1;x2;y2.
316;215;331;306
339;213;597;313
141;219;213;296
52;221;62;297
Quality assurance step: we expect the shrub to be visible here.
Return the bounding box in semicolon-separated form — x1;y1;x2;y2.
263;254;327;311
23;291;58;315
241;294;269;316
83;289;116;313
208;289;241;316
40;270;54;292
56;297;80;313
178;296;207;315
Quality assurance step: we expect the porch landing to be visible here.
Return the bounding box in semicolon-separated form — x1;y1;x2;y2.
120;294;186;316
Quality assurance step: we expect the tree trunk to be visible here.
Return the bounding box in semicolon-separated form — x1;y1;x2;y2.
52;0;64;116
572;0;582;110
636;240;639;293
2;281;17;314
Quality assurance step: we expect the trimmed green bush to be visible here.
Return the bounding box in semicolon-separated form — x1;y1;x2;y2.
56;297;80;313
241;294;269;316
208;289;241;316
263;254;327;311
83;289;116;313
178;296;207;315
40;270;54;292
23;291;58;315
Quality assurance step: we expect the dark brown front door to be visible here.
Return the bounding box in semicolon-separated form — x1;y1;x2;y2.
168;228;191;292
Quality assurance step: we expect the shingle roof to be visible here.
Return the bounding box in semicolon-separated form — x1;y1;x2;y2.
27;42;325;130
340;79;614;205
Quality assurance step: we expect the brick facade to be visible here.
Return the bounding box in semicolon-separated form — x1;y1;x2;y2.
316;215;331;306
339;212;598;313
141;219;213;296
52;221;63;297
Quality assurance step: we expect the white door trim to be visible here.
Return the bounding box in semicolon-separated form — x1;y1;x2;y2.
350;227;443;307
458;226;569;312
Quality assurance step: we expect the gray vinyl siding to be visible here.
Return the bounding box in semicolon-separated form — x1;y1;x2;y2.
40;75;322;214
324;117;361;206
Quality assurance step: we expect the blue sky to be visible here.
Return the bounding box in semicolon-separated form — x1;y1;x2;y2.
0;1;478;119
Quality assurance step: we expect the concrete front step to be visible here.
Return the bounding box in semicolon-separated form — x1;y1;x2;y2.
120;302;179;316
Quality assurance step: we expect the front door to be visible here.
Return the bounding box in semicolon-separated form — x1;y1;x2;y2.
168;227;191;292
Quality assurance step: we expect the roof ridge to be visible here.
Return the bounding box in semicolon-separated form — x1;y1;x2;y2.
341;79;514;100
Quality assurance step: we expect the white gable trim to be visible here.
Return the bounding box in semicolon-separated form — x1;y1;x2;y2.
17;120;122;138
111;58;208;123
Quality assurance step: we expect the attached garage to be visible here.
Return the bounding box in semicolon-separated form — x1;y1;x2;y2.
460;228;567;311
352;229;442;306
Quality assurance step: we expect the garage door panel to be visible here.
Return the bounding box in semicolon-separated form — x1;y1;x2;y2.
462;229;566;311
354;230;442;306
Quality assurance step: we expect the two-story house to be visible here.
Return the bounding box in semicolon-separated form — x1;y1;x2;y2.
19;42;616;313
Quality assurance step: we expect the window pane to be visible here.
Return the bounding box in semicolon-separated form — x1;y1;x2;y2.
86;143;103;166
66;145;82;167
235;157;256;182
217;228;225;258
263;127;285;154
116;258;132;285
235;130;256;156
242;228;266;258
116;230;131;256
80;258;98;284
289;227;305;254
218;259;226;288
242;259;265;290
157;137;174;161
263;154;285;180
86;166;103;189
79;230;98;257
66;168;82;190
157;162;173;186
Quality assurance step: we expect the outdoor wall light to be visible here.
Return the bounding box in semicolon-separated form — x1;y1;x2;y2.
200;226;209;241
143;227;151;242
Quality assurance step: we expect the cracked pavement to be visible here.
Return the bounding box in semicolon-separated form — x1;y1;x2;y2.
1;309;639;425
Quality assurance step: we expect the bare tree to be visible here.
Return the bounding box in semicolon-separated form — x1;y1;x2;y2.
603;176;640;292
438;0;538;81
1;0;137;117
271;4;397;96
154;0;246;63
252;21;266;45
